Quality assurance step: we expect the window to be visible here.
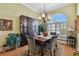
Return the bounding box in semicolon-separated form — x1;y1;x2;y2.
48;23;56;33
48;13;67;40
61;22;67;35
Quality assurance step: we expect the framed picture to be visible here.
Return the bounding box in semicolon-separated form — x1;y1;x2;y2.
0;19;13;31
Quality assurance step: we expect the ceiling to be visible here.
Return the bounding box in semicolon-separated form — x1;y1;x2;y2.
22;3;72;13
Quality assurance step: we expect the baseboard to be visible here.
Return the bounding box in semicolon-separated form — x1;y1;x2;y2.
57;39;67;44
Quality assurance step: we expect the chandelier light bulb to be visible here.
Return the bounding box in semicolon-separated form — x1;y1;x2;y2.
39;16;41;19
42;13;45;17
48;16;51;19
38;3;50;22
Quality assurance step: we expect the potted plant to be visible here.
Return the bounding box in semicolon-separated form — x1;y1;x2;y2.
38;23;48;36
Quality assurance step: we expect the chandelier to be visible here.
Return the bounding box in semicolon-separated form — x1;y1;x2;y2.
39;3;51;22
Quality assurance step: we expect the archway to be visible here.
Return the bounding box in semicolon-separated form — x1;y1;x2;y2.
48;13;68;41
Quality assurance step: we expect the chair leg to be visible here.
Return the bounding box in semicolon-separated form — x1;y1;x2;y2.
53;49;56;56
33;53;35;56
55;44;57;48
28;50;30;56
28;50;34;56
30;51;35;56
50;51;52;56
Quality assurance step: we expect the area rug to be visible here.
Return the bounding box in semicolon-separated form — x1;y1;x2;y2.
42;46;64;56
20;46;64;56
55;47;64;56
19;41;64;56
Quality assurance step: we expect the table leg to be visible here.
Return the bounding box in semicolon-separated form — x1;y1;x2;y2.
40;43;45;56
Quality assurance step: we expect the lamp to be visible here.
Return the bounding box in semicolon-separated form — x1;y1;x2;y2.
39;3;51;21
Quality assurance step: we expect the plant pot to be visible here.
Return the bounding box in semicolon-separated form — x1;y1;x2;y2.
43;32;48;37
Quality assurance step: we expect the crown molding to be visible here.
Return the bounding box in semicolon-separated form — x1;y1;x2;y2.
21;3;39;13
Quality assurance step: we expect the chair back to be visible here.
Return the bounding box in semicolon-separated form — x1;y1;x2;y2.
26;35;35;53
50;32;56;35
50;35;58;51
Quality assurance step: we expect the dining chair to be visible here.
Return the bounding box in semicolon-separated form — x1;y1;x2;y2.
26;35;41;56
44;35;58;56
51;35;58;56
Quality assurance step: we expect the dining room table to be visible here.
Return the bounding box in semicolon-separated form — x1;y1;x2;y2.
34;35;56;56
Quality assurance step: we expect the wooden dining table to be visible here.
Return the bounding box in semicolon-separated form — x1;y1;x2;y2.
34;35;55;56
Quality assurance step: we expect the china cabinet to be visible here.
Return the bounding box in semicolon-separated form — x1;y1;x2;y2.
20;15;37;46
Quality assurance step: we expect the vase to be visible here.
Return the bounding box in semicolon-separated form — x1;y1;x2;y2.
43;32;48;37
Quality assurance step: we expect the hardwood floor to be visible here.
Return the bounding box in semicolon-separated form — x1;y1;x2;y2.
0;45;28;56
63;44;76;56
58;43;76;56
0;43;76;56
